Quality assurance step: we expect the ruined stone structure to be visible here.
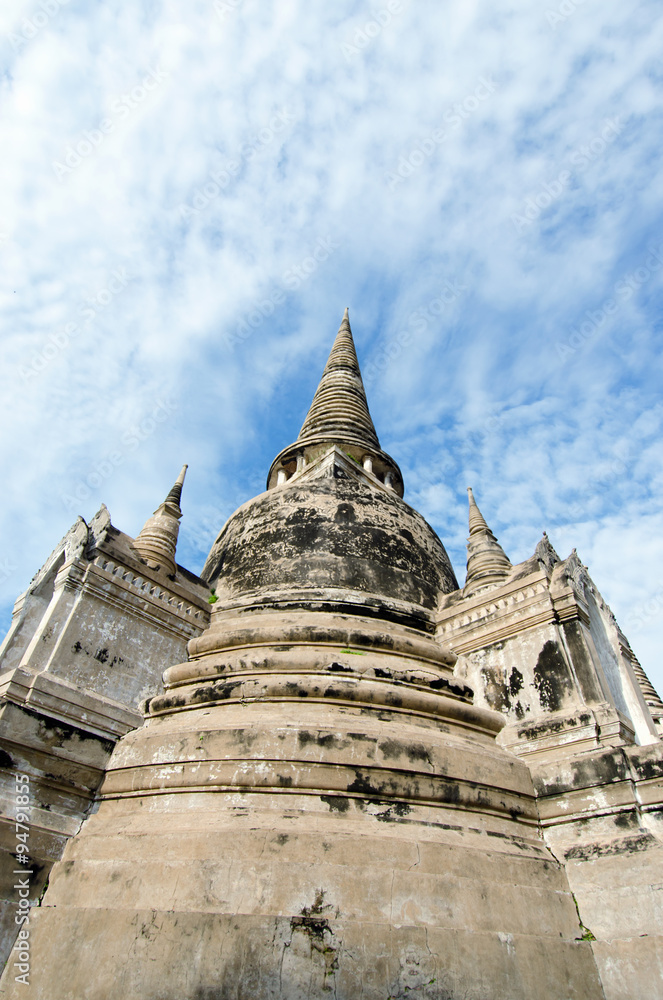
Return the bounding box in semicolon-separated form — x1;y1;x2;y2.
0;469;210;971
0;311;661;999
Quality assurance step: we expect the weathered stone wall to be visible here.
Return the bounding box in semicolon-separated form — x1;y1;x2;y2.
0;654;604;1000
440;549;658;758
0;505;210;972
440;535;663;999
533;742;663;1000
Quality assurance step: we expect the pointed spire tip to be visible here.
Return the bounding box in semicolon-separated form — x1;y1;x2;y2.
464;487;512;592
267;310;404;495
295;310;380;451
163;464;188;510
135;465;186;573
467;487;490;535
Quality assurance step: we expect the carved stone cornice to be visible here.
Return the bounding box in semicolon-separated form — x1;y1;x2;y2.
0;666;142;740
437;572;553;652
437;569;591;655
550;586;590;627
85;558;209;639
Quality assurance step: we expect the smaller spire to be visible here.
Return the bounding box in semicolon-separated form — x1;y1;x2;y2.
134;465;188;576
629;652;663;735
164;464;188;511
464;488;512;596
467;487;490;535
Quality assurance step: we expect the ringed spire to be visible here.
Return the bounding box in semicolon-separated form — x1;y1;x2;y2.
134;464;188;576
267;310;404;495
464;488;512;595
297;308;381;451
163;463;188;512
467;486;492;535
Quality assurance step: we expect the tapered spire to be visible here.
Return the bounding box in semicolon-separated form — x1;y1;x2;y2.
134;465;188;576
464;488;512;595
164;463;188;511
297;308;381;451
267;310;403;495
468;487;491;535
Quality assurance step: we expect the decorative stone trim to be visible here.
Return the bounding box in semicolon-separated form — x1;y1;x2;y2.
94;557;203;619
436;573;594;656
0;666;142;740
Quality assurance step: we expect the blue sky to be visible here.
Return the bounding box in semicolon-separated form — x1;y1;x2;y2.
1;0;663;693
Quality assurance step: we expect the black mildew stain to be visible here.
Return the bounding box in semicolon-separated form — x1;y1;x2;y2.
534;640;572;712
320;795;350;813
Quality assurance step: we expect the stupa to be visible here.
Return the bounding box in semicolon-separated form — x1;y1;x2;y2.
0;311;661;1000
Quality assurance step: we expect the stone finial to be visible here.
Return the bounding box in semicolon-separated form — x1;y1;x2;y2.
535;531;560;575
467;487;490;535
296;308;381;451
464;488;512;596
164;464;188;511
266;310;404;495
134;465;188;576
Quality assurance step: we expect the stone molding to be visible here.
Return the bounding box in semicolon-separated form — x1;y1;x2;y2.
88;557;207;637
499;705;636;761
533;743;663;843
437;570;556;652
0;666;142;740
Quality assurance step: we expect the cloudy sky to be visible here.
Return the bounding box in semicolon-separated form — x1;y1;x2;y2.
2;0;662;693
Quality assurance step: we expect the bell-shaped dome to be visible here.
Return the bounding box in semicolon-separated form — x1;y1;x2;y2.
203;448;458;626
204;311;459;625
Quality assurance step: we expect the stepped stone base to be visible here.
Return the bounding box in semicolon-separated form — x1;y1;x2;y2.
1;694;605;1000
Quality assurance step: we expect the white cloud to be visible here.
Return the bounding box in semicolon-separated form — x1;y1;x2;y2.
1;0;662;698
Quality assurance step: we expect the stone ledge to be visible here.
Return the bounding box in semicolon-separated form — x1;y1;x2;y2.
500;707;635;761
99;757;539;825
146;670;503;737
0;667;142;741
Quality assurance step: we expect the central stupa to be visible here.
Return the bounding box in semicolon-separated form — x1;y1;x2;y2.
4;312;604;1000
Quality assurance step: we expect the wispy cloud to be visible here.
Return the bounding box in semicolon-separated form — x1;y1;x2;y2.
1;0;662;695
